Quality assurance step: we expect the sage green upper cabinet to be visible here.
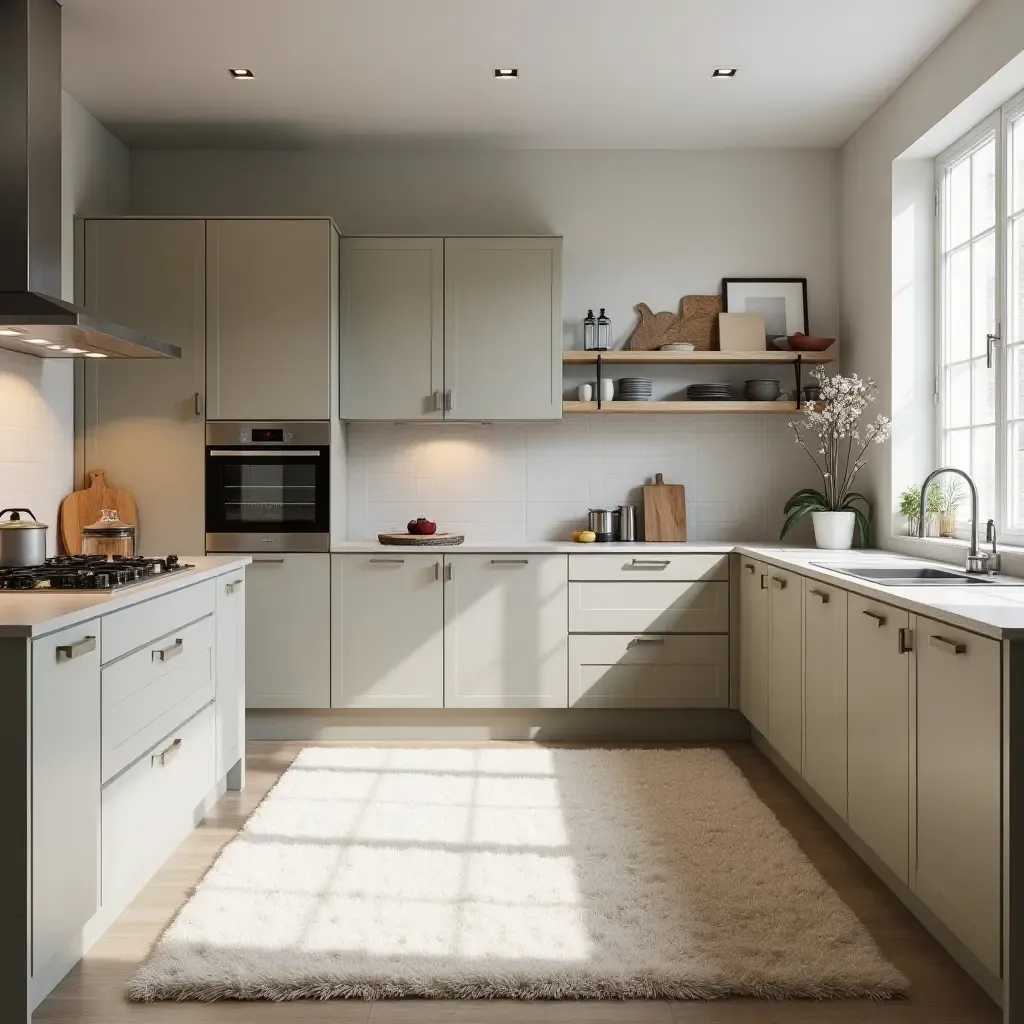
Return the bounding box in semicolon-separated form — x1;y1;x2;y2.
339;238;444;421
206;219;337;421
443;238;562;421
83;219;207;554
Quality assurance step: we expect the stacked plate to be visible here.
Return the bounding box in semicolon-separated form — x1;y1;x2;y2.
617;377;653;402
686;383;734;402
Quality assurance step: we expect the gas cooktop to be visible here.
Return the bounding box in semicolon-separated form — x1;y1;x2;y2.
0;555;194;592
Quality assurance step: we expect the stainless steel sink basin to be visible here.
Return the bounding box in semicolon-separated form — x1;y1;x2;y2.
810;563;1024;586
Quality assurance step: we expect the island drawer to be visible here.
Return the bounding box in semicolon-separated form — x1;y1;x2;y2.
569;580;729;633
102;703;215;908
101;613;215;782
569;634;729;708
101;579;215;664
568;553;728;583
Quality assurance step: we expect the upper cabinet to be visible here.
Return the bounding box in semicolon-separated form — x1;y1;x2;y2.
340;236;563;422
206;219;337;421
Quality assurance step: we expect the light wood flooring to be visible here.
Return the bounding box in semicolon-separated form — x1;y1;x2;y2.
34;741;1000;1024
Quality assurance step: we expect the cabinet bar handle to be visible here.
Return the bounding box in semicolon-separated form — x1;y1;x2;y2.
490;558;529;565
444;389;454;411
809;589;829;604
434;561;440;581
930;635;966;655
862;609;887;626
209;450;321;458
433;390;443;411
153;638;184;662
630;636;665;644
194;392;204;417
369;557;405;564
759;573;768;590
771;576;787;589
744;563;755;574
56;635;96;662
152;737;182;768
252;557;285;564
898;628;913;654
444;561;453;582
629;559;670;568
225;579;243;594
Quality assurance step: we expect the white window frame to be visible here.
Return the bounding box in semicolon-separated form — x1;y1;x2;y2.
935;88;1024;546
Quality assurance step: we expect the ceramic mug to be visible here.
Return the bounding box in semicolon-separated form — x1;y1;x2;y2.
599;378;614;402
578;383;593;402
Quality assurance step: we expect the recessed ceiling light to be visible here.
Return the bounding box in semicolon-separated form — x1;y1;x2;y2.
712;67;737;78
228;68;255;80
64;348;85;354
23;338;49;345
0;328;22;336
46;344;63;350
85;352;108;358
494;69;518;79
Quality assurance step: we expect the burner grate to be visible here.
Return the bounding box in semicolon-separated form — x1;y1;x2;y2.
0;555;192;591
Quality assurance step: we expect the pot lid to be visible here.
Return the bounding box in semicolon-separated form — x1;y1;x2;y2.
0;508;47;530
83;509;135;537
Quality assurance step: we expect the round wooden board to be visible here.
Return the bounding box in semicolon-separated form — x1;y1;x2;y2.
378;532;465;546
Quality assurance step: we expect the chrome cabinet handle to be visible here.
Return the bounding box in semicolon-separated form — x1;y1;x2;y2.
434;561;440;581
56;635;96;662
252;557;285;564
862;610;887;627
153;638;184;662
225;579;243;594
194;392;204;417
490;558;529;565
444;389;454;412
808;589;829;604
771;576;787;590
630;636;665;645
628;559;670;568
444;561;453;582
898;628;913;654
744;563;755;574
152;737;182;768
930;635;966;655
433;390;443;412
369;557;405;565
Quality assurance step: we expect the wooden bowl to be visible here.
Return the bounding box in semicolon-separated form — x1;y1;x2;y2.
787;334;835;352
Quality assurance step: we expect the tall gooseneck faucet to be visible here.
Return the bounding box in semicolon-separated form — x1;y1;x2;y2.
918;467;988;574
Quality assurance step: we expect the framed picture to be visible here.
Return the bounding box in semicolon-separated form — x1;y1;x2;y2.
721;278;808;342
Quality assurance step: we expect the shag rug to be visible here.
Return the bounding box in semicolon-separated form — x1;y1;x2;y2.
128;747;908;1002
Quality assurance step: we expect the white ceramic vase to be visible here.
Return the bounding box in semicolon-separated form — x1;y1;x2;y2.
811;510;855;550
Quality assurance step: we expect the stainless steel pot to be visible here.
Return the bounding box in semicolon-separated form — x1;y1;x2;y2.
588;508;618;543
0;508;48;567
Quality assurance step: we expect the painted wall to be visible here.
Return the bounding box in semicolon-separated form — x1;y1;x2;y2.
0;94;129;551
840;0;1024;546
132;148;837;538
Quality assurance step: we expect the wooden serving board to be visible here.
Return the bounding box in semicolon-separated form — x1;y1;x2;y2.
378;533;465;546
60;469;138;555
643;473;687;542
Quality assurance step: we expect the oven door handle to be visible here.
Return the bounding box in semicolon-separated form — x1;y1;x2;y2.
207;450;323;457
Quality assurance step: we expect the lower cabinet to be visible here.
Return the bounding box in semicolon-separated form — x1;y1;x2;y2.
915;616;1001;975
32;621;101;979
246;554;331;708
802;579;848;819
443;554;568;708
767;568;802;773
846;594;911;886
216;570;246;779
332;554;444;708
738;558;769;735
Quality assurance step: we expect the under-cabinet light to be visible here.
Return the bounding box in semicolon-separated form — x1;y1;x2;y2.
712;67;737;78
494;69;518;79
228;68;255;79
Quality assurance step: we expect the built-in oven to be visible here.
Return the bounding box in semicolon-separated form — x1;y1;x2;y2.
205;422;330;553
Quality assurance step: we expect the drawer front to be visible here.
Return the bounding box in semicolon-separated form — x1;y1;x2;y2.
569;553;728;582
101;614;215;781
102;704;216;909
569;634;729;708
101;578;215;664
569;580;729;633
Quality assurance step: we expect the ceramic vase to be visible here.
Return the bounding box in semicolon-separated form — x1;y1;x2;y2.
812;510;855;550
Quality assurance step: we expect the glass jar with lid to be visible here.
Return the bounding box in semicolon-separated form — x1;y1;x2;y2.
81;509;136;559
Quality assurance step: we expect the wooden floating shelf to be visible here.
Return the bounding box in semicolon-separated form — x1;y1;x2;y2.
563;400;802;414
562;350;834;365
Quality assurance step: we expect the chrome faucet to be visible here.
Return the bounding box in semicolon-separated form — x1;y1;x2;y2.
918;467;988;573
986;519;1000;573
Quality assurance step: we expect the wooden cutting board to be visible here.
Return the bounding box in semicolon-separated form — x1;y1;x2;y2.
643;473;687;542
378;532;465;546
59;469;138;555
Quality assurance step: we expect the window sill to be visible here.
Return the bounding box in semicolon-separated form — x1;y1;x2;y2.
888;534;1024;578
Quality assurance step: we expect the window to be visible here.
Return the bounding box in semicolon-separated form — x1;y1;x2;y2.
936;90;1024;543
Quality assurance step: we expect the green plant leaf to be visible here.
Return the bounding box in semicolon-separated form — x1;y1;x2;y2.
848;505;871;547
783;489;827;514
845;491;871;509
780;503;819;540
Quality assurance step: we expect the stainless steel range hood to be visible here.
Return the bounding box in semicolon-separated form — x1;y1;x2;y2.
0;0;180;359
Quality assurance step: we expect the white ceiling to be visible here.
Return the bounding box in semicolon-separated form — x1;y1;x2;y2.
61;0;981;150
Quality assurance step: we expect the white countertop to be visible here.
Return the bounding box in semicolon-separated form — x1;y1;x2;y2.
0;555;251;640
331;541;735;555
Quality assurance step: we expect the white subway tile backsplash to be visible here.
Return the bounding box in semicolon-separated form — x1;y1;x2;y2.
346;414;821;543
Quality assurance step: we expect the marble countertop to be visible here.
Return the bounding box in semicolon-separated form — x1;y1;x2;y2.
0;555;251;639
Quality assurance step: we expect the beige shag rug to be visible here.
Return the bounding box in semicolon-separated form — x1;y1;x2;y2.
128;747;907;1002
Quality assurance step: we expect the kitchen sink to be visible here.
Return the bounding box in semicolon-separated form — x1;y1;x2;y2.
810;563;1024;586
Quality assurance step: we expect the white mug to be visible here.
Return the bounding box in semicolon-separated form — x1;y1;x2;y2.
578;383;593;402
599;378;615;402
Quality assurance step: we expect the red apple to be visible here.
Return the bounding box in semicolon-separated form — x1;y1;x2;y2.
407;518;437;535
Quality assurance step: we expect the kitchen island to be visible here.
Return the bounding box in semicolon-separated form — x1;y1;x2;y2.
0;555;249;1022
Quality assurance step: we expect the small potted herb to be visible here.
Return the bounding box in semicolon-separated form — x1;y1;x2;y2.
898;486;921;536
935;477;965;537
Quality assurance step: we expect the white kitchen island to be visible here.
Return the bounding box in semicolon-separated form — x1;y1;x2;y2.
0;555;249;1022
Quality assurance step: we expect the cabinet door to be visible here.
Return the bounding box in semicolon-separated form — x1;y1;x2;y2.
847;595;911;885
83;219;206;554
340;238;444;421
443;238;562;420
206;219;335;420
444;554;568;707
215;569;246;780
915;617;1001;975
767;568;803;773
32;621;100;975
803;580;848;819
245;554;330;708
738;558;769;735
332;554;444;708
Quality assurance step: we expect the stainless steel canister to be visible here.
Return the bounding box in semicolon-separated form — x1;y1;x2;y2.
618;504;638;542
587;508;617;542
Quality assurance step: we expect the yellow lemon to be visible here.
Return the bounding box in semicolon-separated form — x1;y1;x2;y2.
577;530;597;543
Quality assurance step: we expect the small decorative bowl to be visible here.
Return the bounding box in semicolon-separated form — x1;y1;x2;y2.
744;379;781;401
787;334;835;352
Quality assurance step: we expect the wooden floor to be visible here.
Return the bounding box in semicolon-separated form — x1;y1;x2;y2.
34;741;1000;1024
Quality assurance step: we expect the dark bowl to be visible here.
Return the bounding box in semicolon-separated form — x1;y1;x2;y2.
787;334;835;352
